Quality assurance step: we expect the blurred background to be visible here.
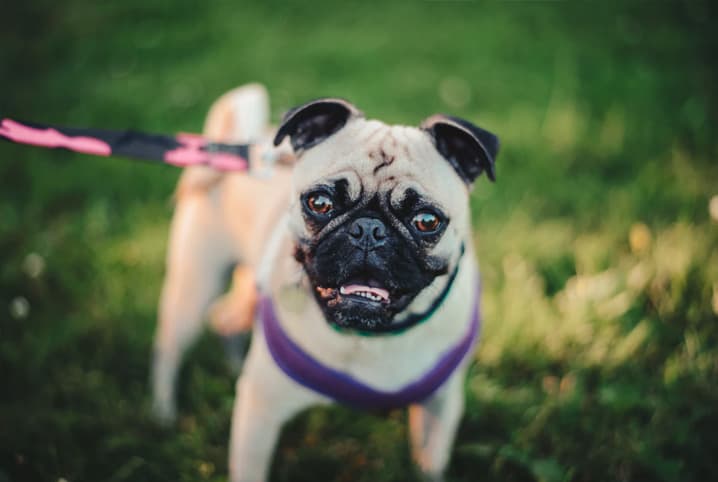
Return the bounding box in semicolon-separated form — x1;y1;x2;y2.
1;1;717;481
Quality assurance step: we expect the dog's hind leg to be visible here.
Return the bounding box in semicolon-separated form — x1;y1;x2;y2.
151;189;236;423
209;266;258;372
409;366;468;482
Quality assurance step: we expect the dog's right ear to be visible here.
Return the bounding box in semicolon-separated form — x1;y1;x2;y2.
273;98;363;151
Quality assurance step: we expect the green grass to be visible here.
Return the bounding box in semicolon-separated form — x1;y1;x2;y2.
1;1;717;481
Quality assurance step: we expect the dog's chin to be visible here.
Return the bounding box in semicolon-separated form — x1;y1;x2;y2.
313;283;417;331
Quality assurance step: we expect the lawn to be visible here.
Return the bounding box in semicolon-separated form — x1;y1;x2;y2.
1;1;717;481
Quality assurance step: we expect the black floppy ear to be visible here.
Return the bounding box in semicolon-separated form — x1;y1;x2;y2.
420;115;499;183
273;98;363;151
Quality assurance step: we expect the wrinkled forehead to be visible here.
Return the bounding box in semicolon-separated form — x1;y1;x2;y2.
291;118;468;209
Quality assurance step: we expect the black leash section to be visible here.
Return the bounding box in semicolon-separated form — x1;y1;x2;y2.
0;117;251;171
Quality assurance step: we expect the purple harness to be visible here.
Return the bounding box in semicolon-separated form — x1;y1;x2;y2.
259;280;481;411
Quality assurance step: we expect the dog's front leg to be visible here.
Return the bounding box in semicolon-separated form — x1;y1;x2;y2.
409;366;468;482
229;335;319;482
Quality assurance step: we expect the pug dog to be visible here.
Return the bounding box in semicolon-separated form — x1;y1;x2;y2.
151;83;498;482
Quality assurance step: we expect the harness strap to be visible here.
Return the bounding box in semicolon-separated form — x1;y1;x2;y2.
0;117;250;171
260;278;481;411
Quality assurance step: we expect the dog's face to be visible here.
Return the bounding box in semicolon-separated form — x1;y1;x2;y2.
274;99;499;332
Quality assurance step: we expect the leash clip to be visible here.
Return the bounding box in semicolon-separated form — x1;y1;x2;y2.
203;141;251;172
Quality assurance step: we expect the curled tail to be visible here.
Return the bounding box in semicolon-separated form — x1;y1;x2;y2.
176;83;270;198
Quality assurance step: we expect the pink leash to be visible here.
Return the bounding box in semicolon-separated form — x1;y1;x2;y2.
0;117;252;171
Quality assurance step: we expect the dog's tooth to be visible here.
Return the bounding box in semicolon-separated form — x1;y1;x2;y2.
340;288;387;302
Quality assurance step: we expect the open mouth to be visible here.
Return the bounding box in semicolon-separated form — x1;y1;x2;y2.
312;276;422;330
316;279;391;306
339;283;390;303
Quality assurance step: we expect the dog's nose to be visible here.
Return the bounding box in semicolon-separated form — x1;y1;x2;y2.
348;217;387;249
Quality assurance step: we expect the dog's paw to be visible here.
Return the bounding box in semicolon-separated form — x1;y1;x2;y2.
151;397;178;426
413;455;446;482
419;471;445;482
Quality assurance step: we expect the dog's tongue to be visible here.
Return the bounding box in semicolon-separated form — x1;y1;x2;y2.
340;284;390;301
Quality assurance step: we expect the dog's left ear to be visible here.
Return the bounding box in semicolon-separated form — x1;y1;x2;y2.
421;115;499;183
274;98;363;152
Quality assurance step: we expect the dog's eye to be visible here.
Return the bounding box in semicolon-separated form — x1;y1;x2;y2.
307;193;334;215
412;212;441;232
